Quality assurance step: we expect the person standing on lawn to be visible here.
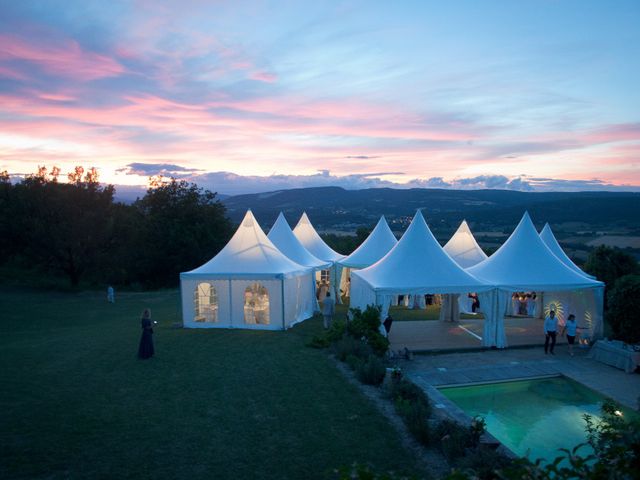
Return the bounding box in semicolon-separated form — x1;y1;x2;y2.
322;291;335;329
138;308;154;359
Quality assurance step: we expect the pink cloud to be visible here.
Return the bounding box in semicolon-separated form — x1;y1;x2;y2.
581;123;640;144
0;34;124;81
249;71;278;83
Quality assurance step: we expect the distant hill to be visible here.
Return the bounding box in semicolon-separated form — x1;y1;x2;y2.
222;187;640;238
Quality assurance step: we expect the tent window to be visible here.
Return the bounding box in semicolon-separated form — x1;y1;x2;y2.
194;283;218;322
244;283;270;325
319;269;330;283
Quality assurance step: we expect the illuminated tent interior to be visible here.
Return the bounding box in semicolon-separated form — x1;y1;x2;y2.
468;212;605;346
293;212;346;302
180;210;315;330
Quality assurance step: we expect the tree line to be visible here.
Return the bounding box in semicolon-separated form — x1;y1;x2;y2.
0;166;232;289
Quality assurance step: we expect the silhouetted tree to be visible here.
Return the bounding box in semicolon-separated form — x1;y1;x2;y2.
584;245;638;291
4;165;114;286
133;178;232;288
607;275;640;343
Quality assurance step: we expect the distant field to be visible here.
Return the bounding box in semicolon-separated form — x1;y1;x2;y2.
586;236;640;249
1;289;424;480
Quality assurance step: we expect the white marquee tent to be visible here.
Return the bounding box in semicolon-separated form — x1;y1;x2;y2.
443;220;488;269
443;220;489;314
468;212;604;347
350;210;491;326
180;210;315;330
338;216;397;298
540;223;596;279
268;212;331;309
293;212;346;302
339;216;397;270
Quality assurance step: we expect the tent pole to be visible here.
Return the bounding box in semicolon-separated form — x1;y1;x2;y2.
228;279;233;328
281;278;286;330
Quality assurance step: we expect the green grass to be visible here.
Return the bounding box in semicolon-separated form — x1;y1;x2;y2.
0;288;425;480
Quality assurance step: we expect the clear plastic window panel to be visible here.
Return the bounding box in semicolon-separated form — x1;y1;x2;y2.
194;282;218;322
244;282;270;325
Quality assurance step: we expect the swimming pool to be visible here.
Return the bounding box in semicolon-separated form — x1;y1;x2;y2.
439;376;634;463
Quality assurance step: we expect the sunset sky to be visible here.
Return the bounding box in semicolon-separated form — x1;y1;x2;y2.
1;0;639;195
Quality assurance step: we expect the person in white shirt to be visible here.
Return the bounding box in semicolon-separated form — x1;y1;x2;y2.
544;310;558;355
107;285;115;303
322;291;336;329
562;313;579;357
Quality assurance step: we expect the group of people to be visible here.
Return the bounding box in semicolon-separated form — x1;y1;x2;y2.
511;292;537;316
543;310;581;356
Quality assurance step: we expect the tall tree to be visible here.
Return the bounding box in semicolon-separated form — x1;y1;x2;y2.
133;178;232;288
584;245;639;290
9;166;115;286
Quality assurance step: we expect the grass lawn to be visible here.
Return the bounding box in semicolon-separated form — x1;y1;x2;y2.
0;288;425;480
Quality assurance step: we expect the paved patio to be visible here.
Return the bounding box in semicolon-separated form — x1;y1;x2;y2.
396;347;640;411
388;316;563;352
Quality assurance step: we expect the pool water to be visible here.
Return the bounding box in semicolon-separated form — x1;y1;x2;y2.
439;377;634;463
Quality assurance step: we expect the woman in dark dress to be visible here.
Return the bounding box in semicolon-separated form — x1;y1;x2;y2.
138;308;154;359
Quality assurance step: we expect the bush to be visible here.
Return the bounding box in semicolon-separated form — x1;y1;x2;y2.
333;335;373;362
434;419;474;462
356;355;386;385
348;306;390;357
346;354;363;371
390;379;431;414
394;397;431;445
455;446;513;479
307;318;347;349
607;274;640;344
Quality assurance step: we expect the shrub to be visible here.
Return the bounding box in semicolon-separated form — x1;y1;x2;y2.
333;335;373;362
455;446;513;479
347;306;390;357
307;318;347;349
346;354;363;371
391;379;431;414
326;318;347;343
394;397;431;445
607;274;640;344
434;419;474;462
356;355;386;385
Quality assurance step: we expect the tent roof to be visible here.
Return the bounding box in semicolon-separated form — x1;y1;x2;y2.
339;216;397;269
443;220;488;268
181;210;310;279
293;212;345;263
540;223;596;279
352;210;488;294
467;212;603;291
268;212;331;270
